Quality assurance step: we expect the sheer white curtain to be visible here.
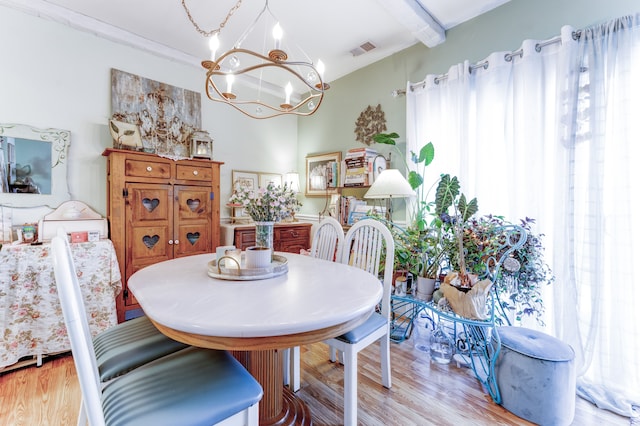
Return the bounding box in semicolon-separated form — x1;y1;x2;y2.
406;16;640;417
559;16;640;416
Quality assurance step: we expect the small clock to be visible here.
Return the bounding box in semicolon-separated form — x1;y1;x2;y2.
189;130;214;159
372;154;388;182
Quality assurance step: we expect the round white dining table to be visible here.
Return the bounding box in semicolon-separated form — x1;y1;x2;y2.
128;252;383;426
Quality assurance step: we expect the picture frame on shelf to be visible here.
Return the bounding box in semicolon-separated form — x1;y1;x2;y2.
305;151;341;197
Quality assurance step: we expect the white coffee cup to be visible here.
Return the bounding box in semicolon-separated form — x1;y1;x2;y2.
245;246;272;269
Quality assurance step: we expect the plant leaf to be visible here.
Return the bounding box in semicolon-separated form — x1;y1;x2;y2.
372;132;399;145
458;194;478;223
407;170;423;191
417;142;435;166
123;130;135;136
435;174;459;216
110;121;119;133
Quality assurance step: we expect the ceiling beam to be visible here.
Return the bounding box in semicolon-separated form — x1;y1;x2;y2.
376;0;445;48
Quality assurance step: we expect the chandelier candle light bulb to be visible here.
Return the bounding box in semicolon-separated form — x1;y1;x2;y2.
316;60;329;90
317;60;325;79
272;22;283;50
209;33;220;61
285;82;292;103
224;74;236;99
226;74;234;93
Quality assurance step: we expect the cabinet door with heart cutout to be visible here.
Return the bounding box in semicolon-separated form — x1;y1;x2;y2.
125;183;172;305
174;185;212;257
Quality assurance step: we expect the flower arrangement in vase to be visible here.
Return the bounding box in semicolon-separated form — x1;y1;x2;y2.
228;182;301;249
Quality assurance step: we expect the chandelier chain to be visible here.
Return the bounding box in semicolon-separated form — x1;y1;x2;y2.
181;0;243;37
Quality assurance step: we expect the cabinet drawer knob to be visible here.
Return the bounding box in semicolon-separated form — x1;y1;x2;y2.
168;240;174;245
174;239;179;245
193;170;198;176
291;231;299;237
146;166;152;172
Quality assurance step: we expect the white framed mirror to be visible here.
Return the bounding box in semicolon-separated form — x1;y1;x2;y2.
0;123;71;208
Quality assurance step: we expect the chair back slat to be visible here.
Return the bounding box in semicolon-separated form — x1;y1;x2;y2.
340;219;394;319
310;217;344;262
52;232;106;426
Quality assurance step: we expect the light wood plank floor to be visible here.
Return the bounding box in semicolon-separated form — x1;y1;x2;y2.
0;328;631;426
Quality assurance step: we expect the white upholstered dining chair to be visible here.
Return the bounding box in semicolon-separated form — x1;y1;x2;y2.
52;228;188;424
325;218;394;426
52;233;262;426
284;217;345;392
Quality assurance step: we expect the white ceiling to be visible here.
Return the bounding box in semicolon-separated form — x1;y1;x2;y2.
4;0;510;84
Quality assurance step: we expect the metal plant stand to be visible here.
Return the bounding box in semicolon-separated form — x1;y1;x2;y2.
389;224;528;405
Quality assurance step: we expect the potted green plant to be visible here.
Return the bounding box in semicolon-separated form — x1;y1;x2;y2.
436;209;553;325
434;173;479;288
466;215;554;326
409;226;445;300
372;132;443;299
372;132;435;230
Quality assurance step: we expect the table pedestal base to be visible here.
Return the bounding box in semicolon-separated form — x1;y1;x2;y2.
232;349;312;426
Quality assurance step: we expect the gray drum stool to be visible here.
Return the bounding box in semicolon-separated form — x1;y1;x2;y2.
495;326;576;426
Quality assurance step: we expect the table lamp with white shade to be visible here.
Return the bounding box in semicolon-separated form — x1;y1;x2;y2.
364;169;415;221
284;172;301;193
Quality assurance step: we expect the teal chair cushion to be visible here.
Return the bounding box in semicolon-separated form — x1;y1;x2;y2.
94;315;188;382
102;347;263;426
335;312;386;344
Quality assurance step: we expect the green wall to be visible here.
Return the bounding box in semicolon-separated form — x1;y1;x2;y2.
297;0;639;220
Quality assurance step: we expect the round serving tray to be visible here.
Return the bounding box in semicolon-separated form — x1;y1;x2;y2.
207;254;288;281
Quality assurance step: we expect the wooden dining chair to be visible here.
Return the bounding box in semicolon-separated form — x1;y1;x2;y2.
325;218;394;426
52;234;263;426
284;217;345;392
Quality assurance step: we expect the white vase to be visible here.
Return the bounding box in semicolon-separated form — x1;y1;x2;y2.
416;277;436;301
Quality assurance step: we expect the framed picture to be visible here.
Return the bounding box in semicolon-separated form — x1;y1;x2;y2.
230;170;259;221
305;151;341;197
111;69;201;158
259;173;282;188
231;170;259;192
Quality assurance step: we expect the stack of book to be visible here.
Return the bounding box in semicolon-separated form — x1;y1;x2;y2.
341;147;378;187
325;160;339;188
335;196;386;226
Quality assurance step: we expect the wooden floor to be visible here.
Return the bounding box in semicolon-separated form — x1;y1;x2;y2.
0;326;630;426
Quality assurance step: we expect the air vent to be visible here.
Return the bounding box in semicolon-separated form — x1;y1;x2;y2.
350;41;377;57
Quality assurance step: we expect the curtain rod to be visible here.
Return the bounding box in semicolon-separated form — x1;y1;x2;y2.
398;29;584;92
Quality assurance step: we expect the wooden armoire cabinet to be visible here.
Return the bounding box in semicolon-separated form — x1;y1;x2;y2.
103;149;223;322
